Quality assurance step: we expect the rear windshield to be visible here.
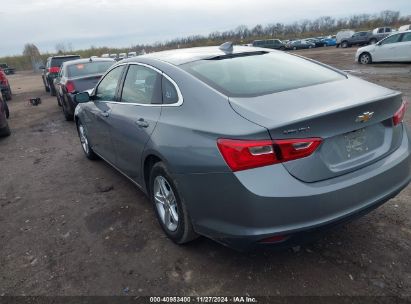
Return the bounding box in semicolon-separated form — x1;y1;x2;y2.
67;61;114;77
51;56;80;67
181;52;345;97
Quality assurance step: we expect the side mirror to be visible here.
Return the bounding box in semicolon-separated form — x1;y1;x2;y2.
74;92;90;104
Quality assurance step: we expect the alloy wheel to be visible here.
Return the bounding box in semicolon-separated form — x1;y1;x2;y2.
78;124;90;155
360;53;370;64
153;176;179;232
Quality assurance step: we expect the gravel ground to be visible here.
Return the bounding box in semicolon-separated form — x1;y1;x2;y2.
0;47;410;297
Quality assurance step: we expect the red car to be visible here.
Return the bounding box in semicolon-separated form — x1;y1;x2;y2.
0;68;12;101
0;95;10;137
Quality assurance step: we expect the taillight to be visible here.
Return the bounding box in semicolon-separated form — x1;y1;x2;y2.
274;138;323;162
393;98;408;126
49;67;60;73
217;137;322;172
65;81;76;93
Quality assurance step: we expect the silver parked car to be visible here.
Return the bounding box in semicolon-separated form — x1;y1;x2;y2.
73;45;411;250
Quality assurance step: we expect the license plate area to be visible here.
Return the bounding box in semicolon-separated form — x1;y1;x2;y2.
344;128;368;159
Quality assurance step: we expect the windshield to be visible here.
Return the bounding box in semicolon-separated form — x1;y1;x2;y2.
181;52;345;97
67;61;114;77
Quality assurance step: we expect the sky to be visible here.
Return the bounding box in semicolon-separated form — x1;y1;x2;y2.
1;0;411;56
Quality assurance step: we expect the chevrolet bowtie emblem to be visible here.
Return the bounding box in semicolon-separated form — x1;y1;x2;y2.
356;111;374;123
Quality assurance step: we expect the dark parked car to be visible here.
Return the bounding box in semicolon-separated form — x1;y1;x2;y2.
55;58;115;120
0;63;15;75
0;68;12;101
252;39;286;50
40;55;80;96
72;45;411;250
0;95;10;137
340;31;372;48
306;38;324;47
286;39;315;50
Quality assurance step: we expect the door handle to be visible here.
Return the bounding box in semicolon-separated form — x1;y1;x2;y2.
135;118;149;128
101;111;109;117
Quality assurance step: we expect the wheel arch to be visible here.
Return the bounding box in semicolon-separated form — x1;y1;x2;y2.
143;153;164;194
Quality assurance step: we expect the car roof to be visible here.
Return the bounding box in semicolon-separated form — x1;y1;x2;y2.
123;45;276;66
61;58;115;67
51;55;80;59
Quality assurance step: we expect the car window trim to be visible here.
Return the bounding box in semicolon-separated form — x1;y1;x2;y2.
93;62;183;107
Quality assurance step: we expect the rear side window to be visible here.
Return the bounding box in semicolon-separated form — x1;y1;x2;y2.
182;52;345;97
121;64;162;104
162;76;179;104
67;61;114;77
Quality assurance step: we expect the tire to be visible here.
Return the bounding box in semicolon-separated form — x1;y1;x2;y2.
56;94;62;107
308;45;312;49
369;39;377;45
149;162;198;244
336;44;340;48
341;41;348;48
4;86;12;101
1;123;11;137
4;101;9;119
1;111;10;137
323;43;327;47
49;80;56;96
293;46;297;50
77;121;97;160
279;47;285;51
359;53;372;65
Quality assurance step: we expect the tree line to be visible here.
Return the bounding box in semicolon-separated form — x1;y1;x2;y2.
2;10;410;71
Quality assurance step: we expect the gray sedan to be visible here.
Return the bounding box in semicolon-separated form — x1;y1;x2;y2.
74;45;411;250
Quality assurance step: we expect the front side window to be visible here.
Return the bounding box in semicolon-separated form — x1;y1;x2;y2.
381;34;401;45
121;65;162;104
95;65;125;101
182;52;345;97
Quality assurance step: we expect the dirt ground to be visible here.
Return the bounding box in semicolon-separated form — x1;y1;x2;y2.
0;47;410;297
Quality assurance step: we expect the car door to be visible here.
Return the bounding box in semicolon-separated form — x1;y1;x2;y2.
397;32;411;61
107;63;163;184
87;65;126;162
373;33;402;61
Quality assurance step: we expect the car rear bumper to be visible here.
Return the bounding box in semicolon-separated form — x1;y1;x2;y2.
174;124;411;250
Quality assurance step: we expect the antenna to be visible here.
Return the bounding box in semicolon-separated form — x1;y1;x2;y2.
219;42;234;54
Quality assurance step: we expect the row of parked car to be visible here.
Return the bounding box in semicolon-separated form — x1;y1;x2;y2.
40;55;116;120
251;36;336;50
2;40;410;249
250;24;411;52
100;51;139;61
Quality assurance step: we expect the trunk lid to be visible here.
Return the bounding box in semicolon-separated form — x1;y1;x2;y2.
71;74;103;93
229;77;403;182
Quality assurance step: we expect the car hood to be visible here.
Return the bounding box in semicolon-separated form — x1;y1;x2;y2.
357;44;377;54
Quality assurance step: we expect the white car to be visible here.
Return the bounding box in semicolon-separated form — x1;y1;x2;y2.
356;30;411;64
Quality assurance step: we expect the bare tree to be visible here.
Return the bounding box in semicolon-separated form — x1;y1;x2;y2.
23;43;42;71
